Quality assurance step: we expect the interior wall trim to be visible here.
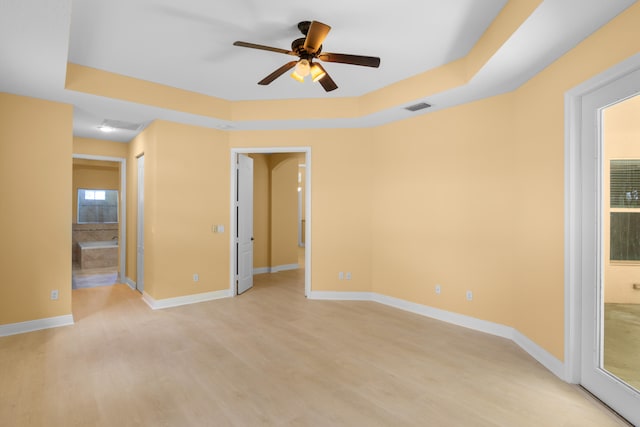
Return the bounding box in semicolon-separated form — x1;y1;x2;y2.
308;291;564;380
0;314;74;337
142;289;232;310
308;291;374;301
253;264;300;275
512;329;565;379
124;277;137;292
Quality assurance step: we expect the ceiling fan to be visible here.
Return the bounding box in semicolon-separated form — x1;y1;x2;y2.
233;20;381;92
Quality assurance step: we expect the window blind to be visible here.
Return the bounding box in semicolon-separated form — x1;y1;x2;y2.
610;159;640;208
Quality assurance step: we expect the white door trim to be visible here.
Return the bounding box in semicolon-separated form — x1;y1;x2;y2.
564;54;640;383
229;147;312;297
72;154;127;284
136;154;144;293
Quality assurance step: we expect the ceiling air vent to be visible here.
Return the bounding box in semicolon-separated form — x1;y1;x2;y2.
405;102;431;112
102;119;144;132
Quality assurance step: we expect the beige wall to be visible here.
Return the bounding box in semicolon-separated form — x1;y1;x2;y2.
2;3;639;365
509;3;640;358
603;95;640;304
0;93;73;325
251;154;271;270
73;137;128;159
270;155;299;269
231;129;374;292
250;153;301;271
140;127;374;296
138;121;230;300
371;93;517;328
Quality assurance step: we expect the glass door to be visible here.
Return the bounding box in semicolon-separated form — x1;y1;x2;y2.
580;72;640;426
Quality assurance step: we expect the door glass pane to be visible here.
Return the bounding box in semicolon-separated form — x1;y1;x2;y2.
602;94;640;391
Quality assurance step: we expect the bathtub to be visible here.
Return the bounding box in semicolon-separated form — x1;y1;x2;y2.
78;240;118;269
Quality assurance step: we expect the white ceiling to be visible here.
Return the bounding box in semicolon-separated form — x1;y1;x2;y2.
68;0;507;100
0;0;637;142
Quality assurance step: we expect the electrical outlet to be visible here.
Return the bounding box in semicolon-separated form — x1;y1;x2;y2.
466;290;473;301
50;290;59;300
193;273;199;282
339;272;344;280
435;284;441;295
346;272;352;280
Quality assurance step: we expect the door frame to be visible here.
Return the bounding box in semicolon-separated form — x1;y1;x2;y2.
565;52;640;400
229;147;312;297
71;154;127;284
136;154;144;293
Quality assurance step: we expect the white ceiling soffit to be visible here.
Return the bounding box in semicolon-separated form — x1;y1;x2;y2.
67;0;507;101
0;0;637;142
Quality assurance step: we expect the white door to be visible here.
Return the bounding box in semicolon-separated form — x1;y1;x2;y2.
236;154;254;294
136;155;145;293
580;67;640;426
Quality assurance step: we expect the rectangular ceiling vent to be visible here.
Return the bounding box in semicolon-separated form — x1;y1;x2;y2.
102;119;143;132
405;102;432;112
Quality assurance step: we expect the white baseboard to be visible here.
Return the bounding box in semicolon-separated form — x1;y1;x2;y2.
142;289;232;310
253;264;300;275
124;277;137;291
0;314;74;337
372;293;514;339
308;291;373;300
512;329;565;379
271;263;299;273
309;290;564;379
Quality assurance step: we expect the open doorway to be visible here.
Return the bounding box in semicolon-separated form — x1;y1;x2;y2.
71;155;126;289
230;148;311;297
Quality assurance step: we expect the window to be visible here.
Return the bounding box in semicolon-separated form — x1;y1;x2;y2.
610;160;640;260
83;190;106;201
78;189;118;223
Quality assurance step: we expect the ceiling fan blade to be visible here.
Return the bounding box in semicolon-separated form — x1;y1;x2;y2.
233;41;296;56
318;72;338;92
258;61;298;85
318;52;380;68
303;21;331;54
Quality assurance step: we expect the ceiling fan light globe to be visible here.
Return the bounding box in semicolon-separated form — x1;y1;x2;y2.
310;63;327;82
290;71;305;83
295;59;310;77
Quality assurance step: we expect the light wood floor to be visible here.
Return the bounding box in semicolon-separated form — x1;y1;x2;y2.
0;270;632;426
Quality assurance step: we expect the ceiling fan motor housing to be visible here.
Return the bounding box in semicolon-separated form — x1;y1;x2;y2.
291;37;320;59
297;21;312;35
